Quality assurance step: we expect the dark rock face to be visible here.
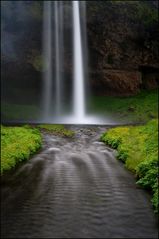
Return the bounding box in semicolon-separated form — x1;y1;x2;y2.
1;0;159;103
91;70;142;96
140;66;159;90
87;1;159;95
1;1;43;106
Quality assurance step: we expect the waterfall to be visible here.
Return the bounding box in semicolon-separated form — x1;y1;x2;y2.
54;1;60;115
42;1;52;119
54;1;64;115
42;1;87;123
42;1;106;124
72;1;85;119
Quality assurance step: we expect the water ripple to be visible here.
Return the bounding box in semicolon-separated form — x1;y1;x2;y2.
1;126;158;238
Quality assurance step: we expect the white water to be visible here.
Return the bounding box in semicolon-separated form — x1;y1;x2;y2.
54;1;60;115
42;1;113;124
54;1;64;115
72;1;85;119
42;1;87;122
42;1;52;118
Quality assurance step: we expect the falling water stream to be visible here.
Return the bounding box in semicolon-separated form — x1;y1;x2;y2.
54;1;61;115
73;1;85;119
42;1;109;125
42;1;86;122
42;0;52;118
1;127;158;238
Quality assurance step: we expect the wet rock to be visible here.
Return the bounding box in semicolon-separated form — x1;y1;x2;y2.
87;1;159;95
91;70;142;96
142;72;159;90
1;1;159;102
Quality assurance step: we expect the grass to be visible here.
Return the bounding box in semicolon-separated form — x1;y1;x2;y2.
89;89;158;123
101;119;158;213
1;125;42;175
38;124;75;137
1;102;41;121
1;124;74;174
2;90;158;123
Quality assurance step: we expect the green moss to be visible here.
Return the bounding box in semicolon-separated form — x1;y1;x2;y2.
152;185;158;213
110;1;158;26
27;50;44;72
30;2;42;20
134;1;158;26
101;119;158;212
1;102;40;121
89;1;158;27
1;125;42;174
89;90;158;123
38;124;75;137
31;55;43;72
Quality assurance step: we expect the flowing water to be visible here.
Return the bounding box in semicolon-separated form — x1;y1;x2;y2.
42;0;52;118
73;1;85;119
42;1;87;123
41;1;108;125
1;127;158;238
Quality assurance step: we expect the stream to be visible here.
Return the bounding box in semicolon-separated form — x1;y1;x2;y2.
1;126;158;238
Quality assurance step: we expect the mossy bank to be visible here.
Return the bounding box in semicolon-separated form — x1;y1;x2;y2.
89;89;158;123
38;124;75;137
1;124;75;175
1;125;42;175
101;119;158;213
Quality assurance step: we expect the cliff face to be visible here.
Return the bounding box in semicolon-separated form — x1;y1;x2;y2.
1;1;43;105
87;1;159;95
1;0;159;103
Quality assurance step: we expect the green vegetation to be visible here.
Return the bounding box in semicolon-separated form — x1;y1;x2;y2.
89;90;158;123
1;125;42;174
89;1;158;27
1;102;41;121
101;119;158;212
27;50;44;72
133;1;158;26
30;2;43;20
1;124;74;175
28;54;43;72
38;124;75;137
110;1;158;26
